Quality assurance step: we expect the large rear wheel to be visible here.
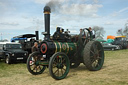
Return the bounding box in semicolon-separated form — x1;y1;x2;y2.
83;41;104;71
49;52;70;80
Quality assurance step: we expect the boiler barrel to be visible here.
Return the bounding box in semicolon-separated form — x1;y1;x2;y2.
53;42;77;55
40;41;77;57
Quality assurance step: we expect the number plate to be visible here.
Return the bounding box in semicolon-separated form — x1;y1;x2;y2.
17;57;23;60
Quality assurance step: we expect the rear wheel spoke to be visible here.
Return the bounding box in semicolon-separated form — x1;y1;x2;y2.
36;67;37;72
33;56;37;61
97;63;100;67
90;50;95;55
61;69;63;75
54;68;59;74
98;49;102;53
96;44;98;50
61;57;63;63
62;58;65;63
29;63;35;66
92;61;96;67
62;68;66;71
53;61;57;65
38;65;42;71
33;65;36;70
97;57;102;60
52;64;57;68
58;69;59;77
91;59;96;64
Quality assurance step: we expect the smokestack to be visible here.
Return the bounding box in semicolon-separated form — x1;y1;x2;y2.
35;31;39;40
43;6;51;40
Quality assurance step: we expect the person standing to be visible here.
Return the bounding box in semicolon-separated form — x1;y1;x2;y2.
89;27;93;35
31;42;38;52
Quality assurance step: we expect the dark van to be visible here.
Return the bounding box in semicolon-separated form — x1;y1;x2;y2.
0;42;28;64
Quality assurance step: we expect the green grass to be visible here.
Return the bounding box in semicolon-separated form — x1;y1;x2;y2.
0;49;128;85
0;62;26;77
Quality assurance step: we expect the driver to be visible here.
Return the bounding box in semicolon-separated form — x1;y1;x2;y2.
80;29;86;38
31;42;38;52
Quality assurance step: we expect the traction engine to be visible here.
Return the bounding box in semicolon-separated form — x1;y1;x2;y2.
27;6;105;80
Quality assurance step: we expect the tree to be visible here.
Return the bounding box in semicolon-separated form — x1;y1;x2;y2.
0;39;8;42
123;20;128;38
116;20;128;38
92;26;105;40
117;29;123;36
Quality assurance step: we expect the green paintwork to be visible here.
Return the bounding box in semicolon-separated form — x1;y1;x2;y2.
39;61;49;65
54;42;77;56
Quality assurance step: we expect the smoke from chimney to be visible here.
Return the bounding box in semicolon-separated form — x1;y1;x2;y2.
45;0;102;16
46;0;61;13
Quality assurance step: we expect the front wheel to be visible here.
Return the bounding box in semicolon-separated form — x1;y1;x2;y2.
49;52;70;80
111;48;115;51
5;55;11;64
27;51;46;75
119;45;122;49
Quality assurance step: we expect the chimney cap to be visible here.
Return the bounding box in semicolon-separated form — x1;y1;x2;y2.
44;6;51;13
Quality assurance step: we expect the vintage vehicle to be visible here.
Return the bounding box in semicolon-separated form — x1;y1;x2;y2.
102;43;120;51
11;31;39;54
112;36;128;49
0;42;28;64
97;39;120;51
26;6;105;80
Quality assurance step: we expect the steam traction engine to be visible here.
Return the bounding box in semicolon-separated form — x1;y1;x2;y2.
27;6;104;80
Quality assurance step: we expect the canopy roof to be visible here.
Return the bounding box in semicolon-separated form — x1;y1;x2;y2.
13;34;36;38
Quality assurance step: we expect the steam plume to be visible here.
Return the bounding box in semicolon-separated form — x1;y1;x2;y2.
46;0;61;12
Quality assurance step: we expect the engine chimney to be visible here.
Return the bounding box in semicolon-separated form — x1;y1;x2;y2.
35;31;39;41
43;6;51;40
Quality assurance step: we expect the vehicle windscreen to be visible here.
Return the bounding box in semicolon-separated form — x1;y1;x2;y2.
6;44;22;49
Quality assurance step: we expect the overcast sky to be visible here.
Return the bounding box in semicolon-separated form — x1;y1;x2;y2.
0;0;128;41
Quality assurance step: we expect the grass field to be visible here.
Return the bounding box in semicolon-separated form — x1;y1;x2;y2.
0;50;128;85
